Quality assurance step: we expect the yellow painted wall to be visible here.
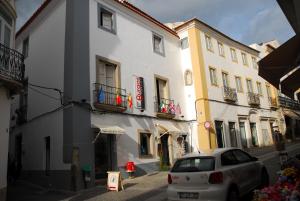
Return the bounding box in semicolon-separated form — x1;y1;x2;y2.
188;27;217;150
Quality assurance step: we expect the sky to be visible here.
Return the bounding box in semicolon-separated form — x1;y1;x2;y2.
15;0;295;45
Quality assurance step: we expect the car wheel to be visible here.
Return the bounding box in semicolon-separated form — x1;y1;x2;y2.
260;168;269;188
227;188;239;201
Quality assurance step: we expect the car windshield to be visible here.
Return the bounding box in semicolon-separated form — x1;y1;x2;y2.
171;157;215;172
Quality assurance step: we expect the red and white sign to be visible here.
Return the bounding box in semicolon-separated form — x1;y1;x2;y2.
135;77;145;110
204;121;211;129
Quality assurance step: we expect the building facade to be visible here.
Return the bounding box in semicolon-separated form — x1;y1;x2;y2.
174;19;283;150
14;0;192;191
0;0;25;200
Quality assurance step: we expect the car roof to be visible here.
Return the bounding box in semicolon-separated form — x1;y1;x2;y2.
181;147;241;158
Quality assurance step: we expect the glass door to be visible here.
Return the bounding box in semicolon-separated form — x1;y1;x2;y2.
239;122;247;148
229;122;237;147
250;123;258;147
215;121;224;148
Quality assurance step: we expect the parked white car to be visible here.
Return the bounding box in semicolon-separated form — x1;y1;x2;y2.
167;148;269;201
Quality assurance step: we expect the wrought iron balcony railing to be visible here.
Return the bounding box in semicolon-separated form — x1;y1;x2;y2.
155;97;176;119
223;86;237;102
278;96;300;111
247;92;260;106
93;83;127;112
268;97;278;109
0;42;25;83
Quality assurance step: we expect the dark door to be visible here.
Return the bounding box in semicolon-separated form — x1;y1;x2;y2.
250;123;258;147
215;121;224;148
229;122;237;147
94;134;116;179
15;135;22;178
161;134;170;166
45;136;50;175
239;122;248;148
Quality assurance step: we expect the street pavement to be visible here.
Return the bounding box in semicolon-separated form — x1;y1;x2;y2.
7;143;300;201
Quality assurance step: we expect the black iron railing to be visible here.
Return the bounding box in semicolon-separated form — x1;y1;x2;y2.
93;83;127;109
223;86;237;102
155;97;176;115
279;96;300;111
247;92;260;106
0;43;25;82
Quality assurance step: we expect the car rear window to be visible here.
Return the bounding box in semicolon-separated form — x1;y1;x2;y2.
171;157;215;172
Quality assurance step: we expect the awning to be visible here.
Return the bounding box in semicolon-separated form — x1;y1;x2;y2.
282;109;300;120
92;124;125;135
156;123;182;134
258;34;300;88
277;0;300;33
281;68;300;98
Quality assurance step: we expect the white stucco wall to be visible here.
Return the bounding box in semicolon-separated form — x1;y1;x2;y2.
15;0;67;170
0;88;11;190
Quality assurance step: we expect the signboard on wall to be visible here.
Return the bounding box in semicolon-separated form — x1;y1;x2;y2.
135;77;145;111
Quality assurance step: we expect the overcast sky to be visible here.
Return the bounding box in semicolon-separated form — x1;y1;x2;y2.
16;0;294;45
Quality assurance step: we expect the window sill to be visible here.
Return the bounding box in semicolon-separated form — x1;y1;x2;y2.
99;26;117;35
153;50;165;57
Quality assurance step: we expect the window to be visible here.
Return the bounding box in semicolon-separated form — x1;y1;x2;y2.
218;42;225;57
98;4;116;33
241;52;248;66
156;77;169;104
209;67;218;86
153;33;165;55
96;60;117;87
246;79;253;92
22;37;29;58
230;48;237;62
171;157;215;172
257;82;262;96
184;70;193;86
205;35;213;52
221;151;238;166
181;37;189;49
235;76;243;92
232;150;252;163
252;57;258;69
222;72;229;87
4;25;11;47
266;84;271;98
139;132;152;157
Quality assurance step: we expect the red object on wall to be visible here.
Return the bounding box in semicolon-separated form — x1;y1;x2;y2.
126;161;135;172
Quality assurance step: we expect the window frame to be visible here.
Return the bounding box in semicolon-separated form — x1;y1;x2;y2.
138;130;153;158
22;37;29;58
252;56;258;69
205;35;214;52
235;76;243;93
184;69;193;86
266;84;271;98
256;81;263;96
246;78;253;93
98;3;117;34
230;48;238;63
241;52;248;66
152;32;165;56
181;37;189;49
221;71;229;87
209;67;218;86
218;41;225;57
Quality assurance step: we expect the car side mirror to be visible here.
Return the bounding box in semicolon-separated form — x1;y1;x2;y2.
252;156;258;161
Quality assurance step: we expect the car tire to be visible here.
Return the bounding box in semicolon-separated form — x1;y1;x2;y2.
227;187;239;201
260;168;269;188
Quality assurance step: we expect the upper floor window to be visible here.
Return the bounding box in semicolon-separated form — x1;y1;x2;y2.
156;77;169;99
235;76;243;92
98;3;116;34
181;37;189;49
218;42;225;57
4;25;11;47
139;131;153;157
184;70;193;86
96;59;117;87
22;37;29;58
266;84;271;98
222;72;229;87
246;79;253;93
205;35;213;52
252;57;258;69
153;33;165;56
230;48;238;62
209;67;218;86
241;52;248;66
257;82;262;96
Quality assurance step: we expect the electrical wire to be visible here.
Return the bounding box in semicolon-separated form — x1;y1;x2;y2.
28;86;61;101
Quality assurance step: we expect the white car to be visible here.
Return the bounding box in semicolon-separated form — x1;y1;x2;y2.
167;148;269;201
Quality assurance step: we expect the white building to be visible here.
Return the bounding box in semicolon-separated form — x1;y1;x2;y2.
14;0;191;190
0;0;25;200
173;19;284;150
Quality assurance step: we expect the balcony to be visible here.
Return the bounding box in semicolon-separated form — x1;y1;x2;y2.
155;97;176;119
0;43;25;90
247;92;260;106
268;97;278;109
93;83;127;112
223;86;237;102
279;96;300;111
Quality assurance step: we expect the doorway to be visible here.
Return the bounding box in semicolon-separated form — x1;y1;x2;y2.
250;123;258;147
160;134;170;166
215;121;224;148
229;122;237;147
94;134;117;180
239;122;247;148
